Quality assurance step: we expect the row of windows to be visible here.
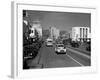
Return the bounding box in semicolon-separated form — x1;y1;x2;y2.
80;28;89;38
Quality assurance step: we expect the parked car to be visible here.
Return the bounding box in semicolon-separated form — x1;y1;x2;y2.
55;44;66;54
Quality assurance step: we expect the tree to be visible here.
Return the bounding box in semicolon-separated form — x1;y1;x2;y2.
34;29;39;42
60;30;67;36
42;29;50;40
23;21;31;46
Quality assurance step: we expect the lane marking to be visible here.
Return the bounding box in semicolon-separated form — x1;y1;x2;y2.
66;53;84;66
66;47;90;59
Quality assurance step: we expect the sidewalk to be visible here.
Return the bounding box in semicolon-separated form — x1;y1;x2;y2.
27;44;44;69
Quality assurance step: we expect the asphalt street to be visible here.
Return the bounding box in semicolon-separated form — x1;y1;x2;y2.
27;43;91;68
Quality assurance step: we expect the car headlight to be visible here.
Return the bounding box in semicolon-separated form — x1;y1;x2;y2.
64;49;66;52
57;50;60;52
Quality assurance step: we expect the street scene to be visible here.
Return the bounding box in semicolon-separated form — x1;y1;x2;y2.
23;10;91;69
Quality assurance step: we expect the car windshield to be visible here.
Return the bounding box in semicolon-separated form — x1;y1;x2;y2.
57;44;64;47
48;41;52;42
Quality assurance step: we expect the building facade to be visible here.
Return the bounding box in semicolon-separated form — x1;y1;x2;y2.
31;20;42;38
72;27;91;42
50;27;60;40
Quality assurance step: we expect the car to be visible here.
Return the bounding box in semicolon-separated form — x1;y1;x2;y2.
46;38;53;47
55;44;66;54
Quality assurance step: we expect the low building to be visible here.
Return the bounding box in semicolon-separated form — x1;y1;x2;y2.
71;27;91;42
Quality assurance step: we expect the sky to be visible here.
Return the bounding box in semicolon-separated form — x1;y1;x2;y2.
25;10;91;32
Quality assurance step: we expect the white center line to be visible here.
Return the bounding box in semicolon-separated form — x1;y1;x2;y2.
66;53;84;66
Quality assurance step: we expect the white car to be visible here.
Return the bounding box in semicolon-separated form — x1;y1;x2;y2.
55;44;66;54
46;38;53;47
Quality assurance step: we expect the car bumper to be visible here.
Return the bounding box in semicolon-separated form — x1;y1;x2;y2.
46;44;53;46
56;50;66;54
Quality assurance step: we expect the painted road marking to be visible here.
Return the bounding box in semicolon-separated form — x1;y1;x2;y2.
66;53;84;66
66;47;90;59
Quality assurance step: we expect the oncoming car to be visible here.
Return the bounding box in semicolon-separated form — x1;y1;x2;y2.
55;44;66;54
46;38;53;47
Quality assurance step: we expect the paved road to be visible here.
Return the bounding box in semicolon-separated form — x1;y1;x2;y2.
27;43;91;69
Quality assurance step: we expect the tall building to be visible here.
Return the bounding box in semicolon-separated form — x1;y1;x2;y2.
23;10;30;40
72;27;91;42
50;27;60;40
23;10;29;25
31;20;42;38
